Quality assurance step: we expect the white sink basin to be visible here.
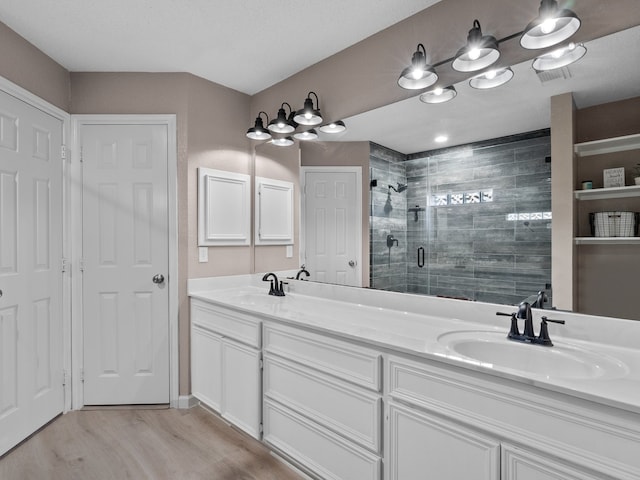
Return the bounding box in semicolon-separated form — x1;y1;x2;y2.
438;331;628;380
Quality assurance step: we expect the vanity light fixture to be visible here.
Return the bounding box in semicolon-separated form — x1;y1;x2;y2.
271;136;295;147
398;43;438;90
293;91;323;126
293;129;319;141
319;120;347;134
532;42;586;71
419;86;457;104
268;102;297;134
452;20;500;73
246;111;272;140
520;0;581;50
469;67;514;89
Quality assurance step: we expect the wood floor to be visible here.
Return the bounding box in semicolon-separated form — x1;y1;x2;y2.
0;406;305;480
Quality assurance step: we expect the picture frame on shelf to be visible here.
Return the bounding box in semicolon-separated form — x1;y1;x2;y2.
603;167;625;188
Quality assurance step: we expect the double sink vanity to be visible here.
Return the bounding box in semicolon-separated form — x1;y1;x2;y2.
188;273;640;480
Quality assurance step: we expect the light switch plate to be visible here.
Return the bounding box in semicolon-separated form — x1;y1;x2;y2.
286;245;293;258
198;247;209;263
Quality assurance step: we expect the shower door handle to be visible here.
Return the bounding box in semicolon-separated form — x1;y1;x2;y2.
417;247;425;268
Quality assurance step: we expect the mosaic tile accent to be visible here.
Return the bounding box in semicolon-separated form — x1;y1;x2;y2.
465;192;481;204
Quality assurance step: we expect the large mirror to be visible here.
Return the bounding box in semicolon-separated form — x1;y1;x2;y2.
296;26;640;317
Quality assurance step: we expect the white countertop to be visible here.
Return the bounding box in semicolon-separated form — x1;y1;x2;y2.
188;273;640;415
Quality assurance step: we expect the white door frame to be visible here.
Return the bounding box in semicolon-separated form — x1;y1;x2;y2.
70;114;179;409
300;166;363;287
0;75;72;412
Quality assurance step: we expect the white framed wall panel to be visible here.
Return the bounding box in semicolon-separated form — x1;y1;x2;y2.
255;176;294;245
198;168;250;246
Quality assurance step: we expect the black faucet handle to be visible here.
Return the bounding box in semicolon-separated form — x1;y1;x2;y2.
541;316;565;325
537;316;565;346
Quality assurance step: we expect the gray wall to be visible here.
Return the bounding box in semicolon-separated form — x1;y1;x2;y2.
370;131;552;306
370;144;408;292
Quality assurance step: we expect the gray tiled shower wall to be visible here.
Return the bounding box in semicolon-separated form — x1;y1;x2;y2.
369;131;552;306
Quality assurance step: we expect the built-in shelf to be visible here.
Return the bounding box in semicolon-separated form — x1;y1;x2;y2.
575;237;640;245
574;184;640;200
574;133;640;157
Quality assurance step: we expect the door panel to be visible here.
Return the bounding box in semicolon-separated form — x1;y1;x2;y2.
0;89;64;456
82;124;169;405
304;170;361;287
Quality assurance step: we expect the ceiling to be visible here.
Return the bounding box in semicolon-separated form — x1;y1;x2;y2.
0;0;440;95
1;1;638;155
339;25;640;154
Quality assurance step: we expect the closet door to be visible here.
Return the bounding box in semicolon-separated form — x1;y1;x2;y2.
0;89;64;456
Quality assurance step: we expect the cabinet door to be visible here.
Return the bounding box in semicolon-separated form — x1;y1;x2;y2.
191;325;222;411
221;339;262;439
502;444;606;480
387;401;500;480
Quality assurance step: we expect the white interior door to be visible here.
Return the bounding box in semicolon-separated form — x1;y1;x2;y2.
303;168;361;287
81;123;169;405
0;89;64;455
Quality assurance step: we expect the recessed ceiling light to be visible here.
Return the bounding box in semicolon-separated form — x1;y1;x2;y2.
435;135;448;143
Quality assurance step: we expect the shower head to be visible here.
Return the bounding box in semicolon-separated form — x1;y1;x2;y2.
388;183;408;193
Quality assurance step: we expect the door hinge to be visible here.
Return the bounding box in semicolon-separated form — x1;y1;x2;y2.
259;423;263;433
79;258;85;272
80;146;84;163
61;257;69;273
62;369;68;386
259;358;264;370
80;368;85;383
61;145;67;160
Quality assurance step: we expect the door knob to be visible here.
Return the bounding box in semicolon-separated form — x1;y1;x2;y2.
348;260;356;267
152;274;165;284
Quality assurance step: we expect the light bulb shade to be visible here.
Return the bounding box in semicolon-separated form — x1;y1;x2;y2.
268;104;296;134
419;86;457;104
246;113;272;140
398;44;438;89
532;42;586;71
271;136;295;147
294;92;323;125
294;129;318;141
469;67;514;89
319;120;347;134
520;0;581;49
452;20;500;72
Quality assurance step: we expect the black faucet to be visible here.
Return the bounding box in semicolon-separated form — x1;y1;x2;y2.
531;290;547;309
497;301;565;346
295;265;310;280
262;272;285;296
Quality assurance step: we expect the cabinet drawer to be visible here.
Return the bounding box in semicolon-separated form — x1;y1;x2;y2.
264;399;381;480
264;355;382;453
263;323;381;391
191;299;261;348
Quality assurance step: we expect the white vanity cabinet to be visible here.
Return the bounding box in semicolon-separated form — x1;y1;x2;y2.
387;400;500;480
386;355;640;480
190;299;262;439
262;322;383;480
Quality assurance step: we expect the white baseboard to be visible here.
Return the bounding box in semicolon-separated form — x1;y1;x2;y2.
177;394;199;409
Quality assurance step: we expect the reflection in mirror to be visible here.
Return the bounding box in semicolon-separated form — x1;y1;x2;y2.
370;132;551;306
304;25;640;310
